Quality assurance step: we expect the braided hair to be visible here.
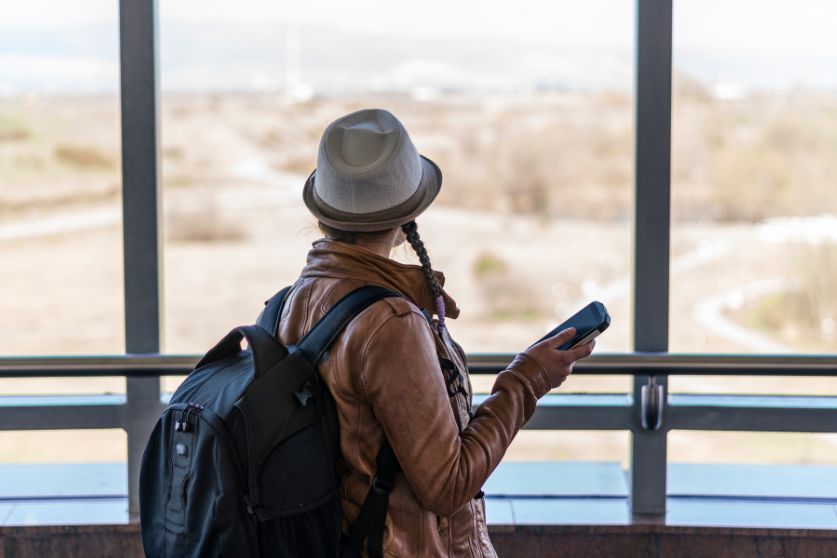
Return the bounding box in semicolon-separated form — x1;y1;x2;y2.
401;220;447;330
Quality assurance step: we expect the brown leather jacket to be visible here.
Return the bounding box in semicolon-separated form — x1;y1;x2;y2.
276;239;552;557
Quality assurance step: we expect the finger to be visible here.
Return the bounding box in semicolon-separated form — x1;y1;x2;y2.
542;327;576;348
569;338;596;360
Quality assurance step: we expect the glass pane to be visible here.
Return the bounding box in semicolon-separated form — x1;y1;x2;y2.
0;377;124;396
668;431;837;499
670;0;837;355
471;373;631;395
0;0;124;359
505;430;630;468
159;0;634;355
0;429;126;464
668;376;837;396
0;429;127;525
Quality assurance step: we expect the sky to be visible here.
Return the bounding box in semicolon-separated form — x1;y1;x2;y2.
1;0;836;95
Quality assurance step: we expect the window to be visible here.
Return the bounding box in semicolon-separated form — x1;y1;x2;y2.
0;0;124;357
158;0;634;355
0;4;126;493
670;0;837;355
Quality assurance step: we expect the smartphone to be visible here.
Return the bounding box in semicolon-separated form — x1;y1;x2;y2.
532;301;611;350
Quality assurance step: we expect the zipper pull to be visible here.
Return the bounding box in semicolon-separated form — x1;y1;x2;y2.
180;407;191;432
182;404;198;432
174;406;187;432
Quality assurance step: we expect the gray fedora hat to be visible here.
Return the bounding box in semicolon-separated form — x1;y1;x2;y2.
303;108;442;232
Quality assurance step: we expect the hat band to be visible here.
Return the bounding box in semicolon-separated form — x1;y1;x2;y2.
310;170;428;223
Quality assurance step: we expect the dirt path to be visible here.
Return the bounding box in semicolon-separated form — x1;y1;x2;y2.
0;157;805;357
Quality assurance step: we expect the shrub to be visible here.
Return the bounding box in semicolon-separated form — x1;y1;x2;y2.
54;145;115;169
167;203;247;244
741;242;837;348
472;251;543;321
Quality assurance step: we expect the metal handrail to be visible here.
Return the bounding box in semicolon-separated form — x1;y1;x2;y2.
1;353;836;377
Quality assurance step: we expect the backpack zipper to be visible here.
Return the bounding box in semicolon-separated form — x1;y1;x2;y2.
175;402;204;432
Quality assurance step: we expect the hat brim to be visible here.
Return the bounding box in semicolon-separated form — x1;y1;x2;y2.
302;155;442;232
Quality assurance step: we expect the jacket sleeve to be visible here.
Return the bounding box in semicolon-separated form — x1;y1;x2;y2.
357;308;551;518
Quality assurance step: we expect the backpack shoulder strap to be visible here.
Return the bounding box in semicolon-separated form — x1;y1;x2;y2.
256;286;292;336
297;285;401;364
343;441;401;558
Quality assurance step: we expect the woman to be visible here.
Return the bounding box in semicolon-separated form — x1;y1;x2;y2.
277;109;595;557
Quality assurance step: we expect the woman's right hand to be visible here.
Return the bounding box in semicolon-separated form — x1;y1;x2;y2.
523;328;595;389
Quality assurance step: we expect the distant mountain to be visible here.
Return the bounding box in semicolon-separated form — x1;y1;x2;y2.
0;21;628;95
2;20;836;96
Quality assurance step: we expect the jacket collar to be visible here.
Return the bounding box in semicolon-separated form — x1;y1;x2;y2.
300;238;460;319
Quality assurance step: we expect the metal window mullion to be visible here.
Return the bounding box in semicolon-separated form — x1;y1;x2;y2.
119;0;163;521
668;406;837;432
0;405;124;431
631;0;673;516
524;405;634;430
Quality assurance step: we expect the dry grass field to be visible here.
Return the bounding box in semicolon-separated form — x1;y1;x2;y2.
1;90;836;466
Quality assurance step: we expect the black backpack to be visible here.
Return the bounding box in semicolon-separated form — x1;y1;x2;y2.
140;285;402;558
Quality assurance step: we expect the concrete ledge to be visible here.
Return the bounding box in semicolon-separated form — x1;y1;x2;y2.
490;524;837;558
0;524;142;558
4;523;837;558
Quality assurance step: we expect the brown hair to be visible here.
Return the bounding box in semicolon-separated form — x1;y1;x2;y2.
317;222;392;244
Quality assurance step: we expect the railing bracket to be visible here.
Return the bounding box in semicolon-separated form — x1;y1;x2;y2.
641;375;665;431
